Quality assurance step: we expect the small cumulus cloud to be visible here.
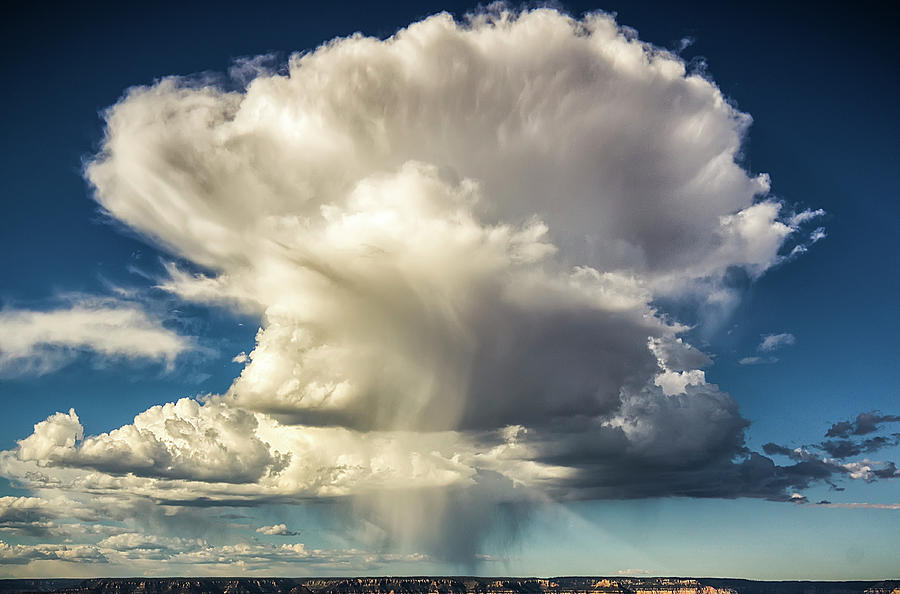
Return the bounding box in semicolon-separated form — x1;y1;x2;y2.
256;523;300;536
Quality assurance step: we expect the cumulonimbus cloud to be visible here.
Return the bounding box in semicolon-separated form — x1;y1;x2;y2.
1;7;845;566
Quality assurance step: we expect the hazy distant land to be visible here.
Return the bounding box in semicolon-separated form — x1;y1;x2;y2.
1;577;898;594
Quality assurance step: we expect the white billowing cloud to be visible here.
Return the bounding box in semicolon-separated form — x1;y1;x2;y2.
0;496;55;524
85;9;817;296
3;399;488;502
0;301;192;376
97;532;199;553
221;167;670;432
0;496;70;537
16;410;85;463
0;540;107;565
0;495;109;534
834;459;898;482
653;368;706;396
13;399;278;483
759;332;796;352
2;7;833;565
650;336;710;396
256;523;299;536
82;6;806;437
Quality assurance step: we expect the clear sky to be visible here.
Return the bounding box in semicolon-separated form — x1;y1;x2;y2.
1;0;898;580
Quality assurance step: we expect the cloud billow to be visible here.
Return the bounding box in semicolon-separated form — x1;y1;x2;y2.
1;7;839;567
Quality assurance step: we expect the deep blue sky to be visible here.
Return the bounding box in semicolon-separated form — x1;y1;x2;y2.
1;0;898;578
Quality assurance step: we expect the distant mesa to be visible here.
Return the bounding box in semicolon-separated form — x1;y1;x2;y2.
1;577;899;594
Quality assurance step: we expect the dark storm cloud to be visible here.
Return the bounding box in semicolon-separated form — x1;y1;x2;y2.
762;442;796;458
758;410;900;489
820;435;900;459
825;412;900;438
873;462;899;479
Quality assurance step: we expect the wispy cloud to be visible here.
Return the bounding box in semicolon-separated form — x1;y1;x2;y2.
0;298;194;376
815;502;900;510
738;355;778;366
759;332;796;352
739;332;797;365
